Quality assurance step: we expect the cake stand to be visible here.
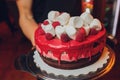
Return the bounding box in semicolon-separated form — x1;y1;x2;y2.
15;45;115;80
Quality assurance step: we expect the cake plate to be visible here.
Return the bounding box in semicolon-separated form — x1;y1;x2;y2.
15;45;115;80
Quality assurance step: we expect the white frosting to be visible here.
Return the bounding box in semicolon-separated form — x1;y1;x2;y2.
65;25;77;40
40;11;103;40
48;11;60;21
55;12;70;25
83;25;90;36
68;16;84;28
41;19;52;30
43;24;56;36
55;26;66;39
90;19;102;31
80;12;94;25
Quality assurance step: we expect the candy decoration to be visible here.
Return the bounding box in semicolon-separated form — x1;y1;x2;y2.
75;27;86;42
45;33;54;40
52;21;61;28
60;33;71;42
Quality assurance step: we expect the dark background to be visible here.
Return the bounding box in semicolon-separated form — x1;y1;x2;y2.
0;0;119;80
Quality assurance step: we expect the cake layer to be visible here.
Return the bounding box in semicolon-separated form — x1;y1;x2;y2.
40;52;102;69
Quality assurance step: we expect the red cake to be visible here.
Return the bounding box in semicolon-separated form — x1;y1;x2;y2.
34;11;106;69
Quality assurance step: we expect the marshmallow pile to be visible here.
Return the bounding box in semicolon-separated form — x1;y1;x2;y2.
38;11;102;42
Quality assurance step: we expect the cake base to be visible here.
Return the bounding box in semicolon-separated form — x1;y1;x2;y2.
32;46;115;80
40;52;102;69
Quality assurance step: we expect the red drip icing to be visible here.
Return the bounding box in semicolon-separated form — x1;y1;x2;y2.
53;50;62;64
35;27;106;63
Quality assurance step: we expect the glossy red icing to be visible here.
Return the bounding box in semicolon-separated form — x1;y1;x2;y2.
35;27;106;62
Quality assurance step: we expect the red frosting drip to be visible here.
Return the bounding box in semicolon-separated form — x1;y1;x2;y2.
35;27;106;62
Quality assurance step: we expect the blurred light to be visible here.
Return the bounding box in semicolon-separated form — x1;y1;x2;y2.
85;8;91;13
86;0;91;2
112;0;120;37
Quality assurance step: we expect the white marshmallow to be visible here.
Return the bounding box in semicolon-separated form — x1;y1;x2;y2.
65;25;77;40
80;12;93;25
41;24;46;30
48;11;60;21
90;19;102;31
55;26;66;39
43;24;56;36
83;25;90;36
68;16;84;28
55;12;70;25
41;19;52;30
